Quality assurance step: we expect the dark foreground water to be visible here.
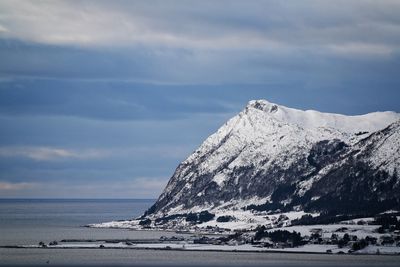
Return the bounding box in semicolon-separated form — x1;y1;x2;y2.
0;199;398;267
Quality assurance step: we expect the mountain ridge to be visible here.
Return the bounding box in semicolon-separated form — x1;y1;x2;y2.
138;100;400;231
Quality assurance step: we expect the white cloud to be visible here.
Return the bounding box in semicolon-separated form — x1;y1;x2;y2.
0;181;36;190
328;43;395;56
0;0;399;56
0;24;8;32
0;144;191;162
0;146;108;161
0;1;274;50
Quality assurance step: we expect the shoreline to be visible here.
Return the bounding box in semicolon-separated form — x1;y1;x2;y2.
2;247;400;267
2;245;399;256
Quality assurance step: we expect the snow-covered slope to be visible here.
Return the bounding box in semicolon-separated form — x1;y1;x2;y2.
243;100;398;133
145;100;400;219
356;120;400;176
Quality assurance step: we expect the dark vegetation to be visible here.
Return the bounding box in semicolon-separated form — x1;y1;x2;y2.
270;184;296;202
372;214;400;233
292;212;400;228
139;218;151;226
246;163;399;217
337;233;351;248
142;203;157;218
292;214;369;226
245;200;287;213
154;213;184;224
306;195;399;216
217;232;243;243
216;215;235;222
153;211;215;224
352;239;368;251
305;162;399;215
253;226;305;247
186;211;215;223
307;140;348;169
355;131;369;136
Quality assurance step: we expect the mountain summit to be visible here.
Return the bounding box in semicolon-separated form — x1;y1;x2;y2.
117;100;399;231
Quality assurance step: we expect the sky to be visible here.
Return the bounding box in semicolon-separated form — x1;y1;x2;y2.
0;0;400;198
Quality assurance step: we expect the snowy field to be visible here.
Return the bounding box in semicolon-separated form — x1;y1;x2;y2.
84;213;400;255
89;210;319;231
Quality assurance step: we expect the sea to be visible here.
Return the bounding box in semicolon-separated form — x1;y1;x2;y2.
0;199;398;267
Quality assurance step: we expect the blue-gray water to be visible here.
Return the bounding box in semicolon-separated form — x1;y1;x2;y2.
0;199;398;266
0;199;156;246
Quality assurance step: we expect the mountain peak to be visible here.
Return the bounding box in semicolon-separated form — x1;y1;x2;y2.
244;99;399;134
247;99;279;113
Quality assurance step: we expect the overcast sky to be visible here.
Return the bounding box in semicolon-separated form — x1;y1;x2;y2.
0;0;400;198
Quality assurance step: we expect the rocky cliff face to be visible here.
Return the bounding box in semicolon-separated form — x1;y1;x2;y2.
145;100;400;219
302;120;400;215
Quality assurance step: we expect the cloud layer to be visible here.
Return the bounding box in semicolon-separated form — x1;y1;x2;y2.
1;1;399;52
0;1;399;198
1;1;400;84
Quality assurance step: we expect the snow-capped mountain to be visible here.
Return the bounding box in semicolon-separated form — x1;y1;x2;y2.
144;100;400;222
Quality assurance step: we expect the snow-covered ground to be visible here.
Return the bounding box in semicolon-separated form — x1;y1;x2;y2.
89;210;319;232
85;213;400;255
270;223;381;239
198;210;317;230
90;219;141;229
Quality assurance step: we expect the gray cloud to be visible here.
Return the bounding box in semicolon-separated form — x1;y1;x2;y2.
0;1;399;198
1;0;400;85
0;78;237;120
0;178;165;198
1;1;399;53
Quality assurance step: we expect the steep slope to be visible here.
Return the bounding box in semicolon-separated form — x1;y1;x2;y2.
302;120;400;215
145;100;400;218
357;120;400;176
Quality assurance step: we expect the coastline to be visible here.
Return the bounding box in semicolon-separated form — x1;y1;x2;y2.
2;240;399;256
84;217;400;256
1;245;399;256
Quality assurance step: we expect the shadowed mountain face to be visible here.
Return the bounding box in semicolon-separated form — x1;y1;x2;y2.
145;100;400;217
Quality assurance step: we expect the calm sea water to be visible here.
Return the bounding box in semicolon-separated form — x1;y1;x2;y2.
0;199;156;246
0;199;399;266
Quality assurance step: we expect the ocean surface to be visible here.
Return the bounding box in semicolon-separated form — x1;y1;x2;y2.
0;199;156;246
0;199;398;267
